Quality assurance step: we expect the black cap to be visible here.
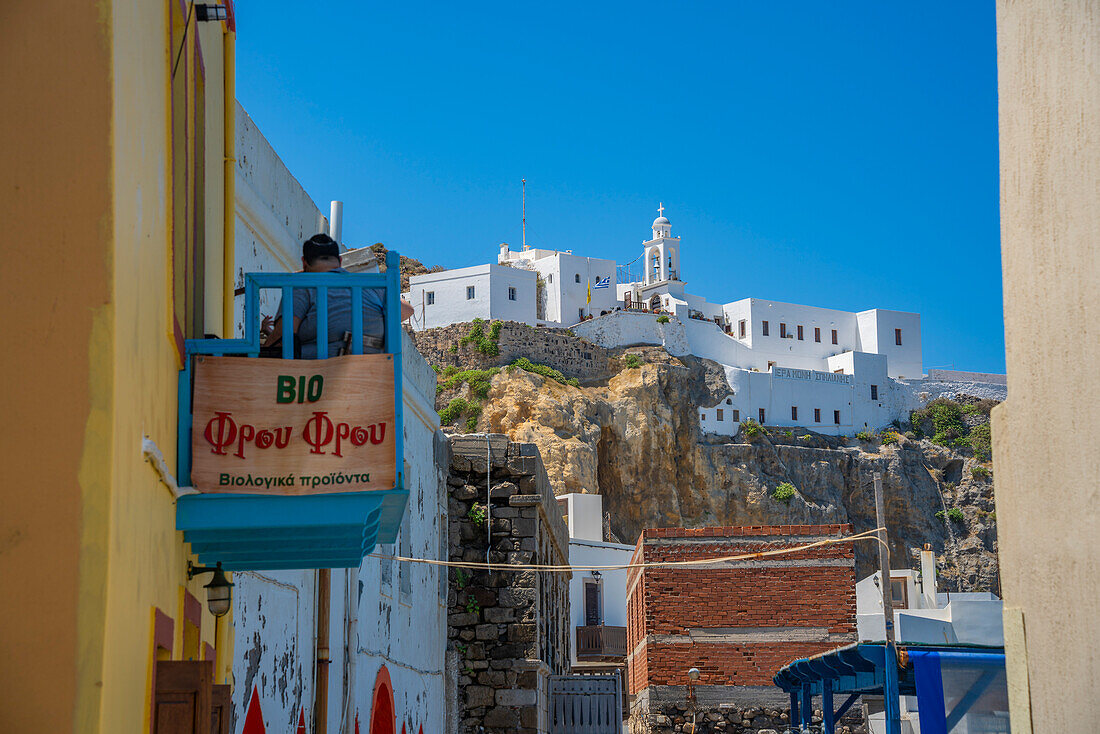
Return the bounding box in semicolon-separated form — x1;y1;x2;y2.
303;233;340;263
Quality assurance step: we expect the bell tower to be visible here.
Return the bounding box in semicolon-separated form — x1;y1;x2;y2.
643;203;681;286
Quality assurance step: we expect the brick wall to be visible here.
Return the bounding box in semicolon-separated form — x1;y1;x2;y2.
626;525;861;734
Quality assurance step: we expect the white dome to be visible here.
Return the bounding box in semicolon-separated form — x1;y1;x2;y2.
652;216;670;227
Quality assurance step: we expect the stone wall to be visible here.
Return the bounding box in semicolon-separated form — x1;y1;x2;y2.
409;321;617;382
445;434;571;734
629;695;866;734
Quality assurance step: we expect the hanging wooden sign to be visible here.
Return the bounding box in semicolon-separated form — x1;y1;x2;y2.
190;355;396;495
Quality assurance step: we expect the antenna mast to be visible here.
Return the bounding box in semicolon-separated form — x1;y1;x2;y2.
522;179;527;250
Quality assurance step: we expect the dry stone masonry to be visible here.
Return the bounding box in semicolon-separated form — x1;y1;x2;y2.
445;434;571;734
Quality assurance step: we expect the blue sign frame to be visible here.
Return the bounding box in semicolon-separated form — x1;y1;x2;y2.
175;251;408;570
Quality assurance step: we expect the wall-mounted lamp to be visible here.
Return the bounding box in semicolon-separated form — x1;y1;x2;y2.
591;570;602;581
187;561;234;617
686;667;701;703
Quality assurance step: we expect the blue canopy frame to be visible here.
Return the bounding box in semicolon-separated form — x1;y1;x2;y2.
774;642;1007;734
174;250;408;570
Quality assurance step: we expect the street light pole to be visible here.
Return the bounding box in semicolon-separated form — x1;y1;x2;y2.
874;471;901;734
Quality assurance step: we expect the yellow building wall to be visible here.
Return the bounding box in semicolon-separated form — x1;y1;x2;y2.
994;1;1100;731
1;1;230;731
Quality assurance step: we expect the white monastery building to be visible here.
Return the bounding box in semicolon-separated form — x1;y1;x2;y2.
402;205;1002;435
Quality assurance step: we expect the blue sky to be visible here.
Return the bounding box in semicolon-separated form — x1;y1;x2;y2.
236;1;1003;373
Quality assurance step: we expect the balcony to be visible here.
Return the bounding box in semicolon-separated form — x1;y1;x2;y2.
576;625;628;662
175;251;408;570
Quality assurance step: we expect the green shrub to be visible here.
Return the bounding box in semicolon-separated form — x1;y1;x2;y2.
799;434;812;441
458;318;503;356
465;415;479;432
622;354;643;369
971;465;991;480
880;431;899;445
465;598;480;615
431;364;441;374
935;510;946;522
511;357;579;386
439;397;470;425
947;508;965;523
772;482;797;504
454;569;470;590
856;430;873;442
783;429;794;438
944;481;957;492
740;419;764;438
656;314;670;324
968;423;992;462
488;321;503;341
467;503;486;524
448;344;457;354
929;400;966;446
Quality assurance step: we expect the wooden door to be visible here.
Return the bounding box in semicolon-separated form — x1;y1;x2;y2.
211;685;231;734
154;661;213;734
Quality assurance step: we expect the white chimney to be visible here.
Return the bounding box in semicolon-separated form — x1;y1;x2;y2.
329;200;343;245
920;544;938;609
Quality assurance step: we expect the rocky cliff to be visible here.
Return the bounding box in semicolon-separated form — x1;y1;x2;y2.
426;333;999;592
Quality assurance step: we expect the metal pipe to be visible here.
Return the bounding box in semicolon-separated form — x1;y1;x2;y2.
314;568;331;734
874;471;902;734
222;6;236;338
329;200;343;244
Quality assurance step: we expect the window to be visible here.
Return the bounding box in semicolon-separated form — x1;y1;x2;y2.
548;273;553;283
814;327;821;343
584;580;602;626
871;385;879;400
780;323;788;338
895;328;903;346
834;410;841;425
890;577;910;609
426;291;435;305
731;409;740;422
762;320;769;336
508;286;516;301
767;361;776;371
814;408;821;423
716;409;724;421
701;413;706;421
791;406;798;421
797;325;804;340
759;408;766;423
466;285;475;300
831;329;838;345
575;273;581;283
578;308;585;321
739;319;746;338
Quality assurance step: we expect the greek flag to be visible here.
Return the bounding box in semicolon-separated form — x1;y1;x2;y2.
592;276;611;289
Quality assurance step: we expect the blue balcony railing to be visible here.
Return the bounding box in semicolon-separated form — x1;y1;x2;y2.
175;251;407;570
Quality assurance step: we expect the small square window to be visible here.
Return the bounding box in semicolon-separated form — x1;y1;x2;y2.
508;286;517;301
426;291;435;305
895;328;903;346
717;409;724;421
814;327;821;343
575;273;581;283
731;409;740;422
814;408;821;423
759;408;766;423
871;385;879;400
791;406;798;421
831;329;838;345
466;285;475;300
834;410;841;425
768;361;776;371
762;321;769;336
701;413;706;421
797;325;804;340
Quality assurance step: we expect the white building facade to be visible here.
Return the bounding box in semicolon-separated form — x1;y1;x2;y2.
405;263;537;331
576;208;926;434
499;243;618;326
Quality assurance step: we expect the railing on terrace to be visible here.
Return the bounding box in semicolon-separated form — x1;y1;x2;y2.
175;251;407;571
576;625;627;661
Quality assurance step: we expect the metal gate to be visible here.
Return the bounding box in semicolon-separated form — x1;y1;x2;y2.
549;674;622;734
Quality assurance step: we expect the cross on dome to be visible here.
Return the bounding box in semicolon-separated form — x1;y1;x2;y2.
658;202;665;217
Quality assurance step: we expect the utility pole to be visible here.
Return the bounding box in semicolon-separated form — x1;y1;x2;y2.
874;471;901;734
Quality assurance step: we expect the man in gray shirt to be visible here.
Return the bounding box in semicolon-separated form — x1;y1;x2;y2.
262;234;389;358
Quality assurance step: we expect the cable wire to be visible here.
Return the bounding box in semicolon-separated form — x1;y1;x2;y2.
366;526;887;573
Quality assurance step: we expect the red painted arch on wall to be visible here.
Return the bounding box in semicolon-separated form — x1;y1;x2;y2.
369;666;396;734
